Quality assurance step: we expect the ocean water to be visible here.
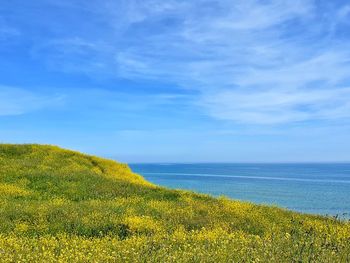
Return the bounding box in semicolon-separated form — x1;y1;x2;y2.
129;163;350;217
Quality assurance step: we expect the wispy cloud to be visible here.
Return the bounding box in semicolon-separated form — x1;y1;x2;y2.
200;87;350;124
3;0;350;124
0;86;63;116
30;38;115;75
0;18;20;41
338;5;350;21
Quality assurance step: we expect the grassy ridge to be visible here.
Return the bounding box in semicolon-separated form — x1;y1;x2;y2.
0;144;349;262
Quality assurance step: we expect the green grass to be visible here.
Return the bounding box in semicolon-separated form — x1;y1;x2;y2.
0;144;349;262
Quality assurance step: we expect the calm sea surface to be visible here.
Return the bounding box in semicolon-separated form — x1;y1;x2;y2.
129;163;350;217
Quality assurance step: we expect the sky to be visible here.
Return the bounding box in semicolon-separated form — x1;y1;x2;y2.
1;0;350;163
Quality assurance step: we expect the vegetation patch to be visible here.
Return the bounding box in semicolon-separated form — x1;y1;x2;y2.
0;144;349;262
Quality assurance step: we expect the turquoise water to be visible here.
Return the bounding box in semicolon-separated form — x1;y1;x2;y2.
130;163;350;217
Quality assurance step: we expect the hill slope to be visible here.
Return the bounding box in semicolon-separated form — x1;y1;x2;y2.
0;144;349;262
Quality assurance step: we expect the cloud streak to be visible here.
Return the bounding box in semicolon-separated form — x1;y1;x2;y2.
108;0;350;124
2;0;350;124
200;87;350;124
0;86;63;116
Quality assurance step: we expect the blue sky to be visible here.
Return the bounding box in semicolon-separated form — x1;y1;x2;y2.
1;0;350;162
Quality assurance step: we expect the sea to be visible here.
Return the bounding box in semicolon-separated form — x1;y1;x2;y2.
129;163;350;218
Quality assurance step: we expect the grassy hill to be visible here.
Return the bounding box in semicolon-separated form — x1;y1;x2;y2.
0;144;349;262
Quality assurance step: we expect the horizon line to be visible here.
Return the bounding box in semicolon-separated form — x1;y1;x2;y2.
125;161;350;165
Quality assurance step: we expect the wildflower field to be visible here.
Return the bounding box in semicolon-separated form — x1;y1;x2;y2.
0;144;349;262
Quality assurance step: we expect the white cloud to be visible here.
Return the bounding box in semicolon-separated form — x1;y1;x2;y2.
200;87;350;124
10;0;350;124
338;5;350;21
0;18;20;40
30;37;116;75
0;86;63;116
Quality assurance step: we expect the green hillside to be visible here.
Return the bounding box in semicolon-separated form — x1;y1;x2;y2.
0;144;349;262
